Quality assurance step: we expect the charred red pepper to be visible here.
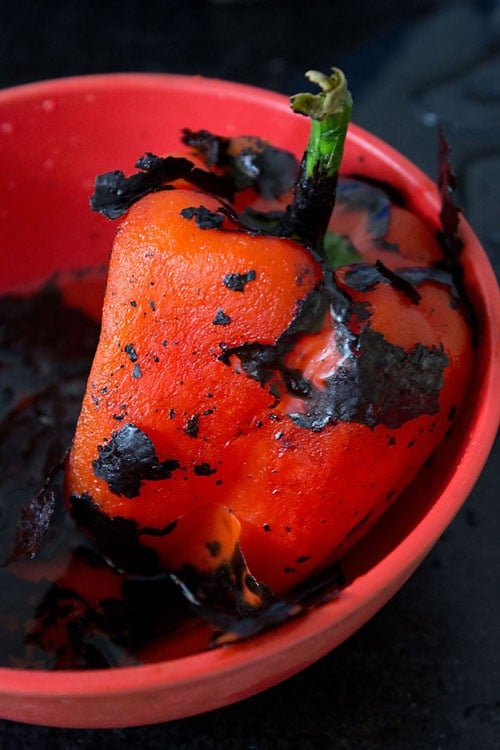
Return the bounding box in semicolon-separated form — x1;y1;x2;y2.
65;70;473;623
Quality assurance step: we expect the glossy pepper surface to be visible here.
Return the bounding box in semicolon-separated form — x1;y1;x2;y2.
65;70;473;605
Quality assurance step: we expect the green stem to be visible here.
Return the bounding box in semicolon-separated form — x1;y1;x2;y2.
281;68;353;256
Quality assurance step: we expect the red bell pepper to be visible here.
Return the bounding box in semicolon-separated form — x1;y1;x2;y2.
65;69;473;622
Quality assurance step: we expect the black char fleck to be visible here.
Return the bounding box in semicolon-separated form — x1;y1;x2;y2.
223;270;256;292
193;463;217;476
124;344;137;362
206;541;221;557
212;309;231;326
183;414;200;438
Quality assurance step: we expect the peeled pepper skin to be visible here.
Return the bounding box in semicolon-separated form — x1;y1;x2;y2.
65;185;473;596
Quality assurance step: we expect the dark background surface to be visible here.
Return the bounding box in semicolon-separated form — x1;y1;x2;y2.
1;1;499;747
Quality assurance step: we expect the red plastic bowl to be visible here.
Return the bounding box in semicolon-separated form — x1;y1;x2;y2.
0;74;498;728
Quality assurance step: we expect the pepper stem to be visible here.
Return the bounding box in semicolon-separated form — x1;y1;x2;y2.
281;68;353;256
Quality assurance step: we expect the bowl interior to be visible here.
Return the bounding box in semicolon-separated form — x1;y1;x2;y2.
0;73;498;728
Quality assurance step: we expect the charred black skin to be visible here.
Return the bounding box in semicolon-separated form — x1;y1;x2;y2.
92;423;180;499
181;128;299;199
69;493;163;576
219;264;449;432
90;154;234;220
289;326;448;432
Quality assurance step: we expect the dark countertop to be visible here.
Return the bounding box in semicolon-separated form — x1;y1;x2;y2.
1;1;499;747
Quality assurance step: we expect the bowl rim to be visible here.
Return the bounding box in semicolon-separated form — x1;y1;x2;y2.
0;71;499;702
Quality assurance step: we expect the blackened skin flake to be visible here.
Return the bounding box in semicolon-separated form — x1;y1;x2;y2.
437;128;463;265
374;260;422;304
223;269;256;292
435;128;478;338
342;262;458;304
90;153;234;220
220;340;311;400
180;205;225;230
92;423;180;498
7;481;58;564
181;129;299;200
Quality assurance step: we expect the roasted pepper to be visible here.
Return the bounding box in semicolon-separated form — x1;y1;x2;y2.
65;69;473;617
